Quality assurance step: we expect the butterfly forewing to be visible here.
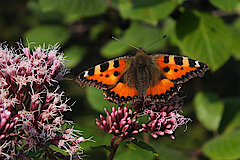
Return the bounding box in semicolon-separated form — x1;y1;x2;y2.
152;54;209;84
76;56;131;90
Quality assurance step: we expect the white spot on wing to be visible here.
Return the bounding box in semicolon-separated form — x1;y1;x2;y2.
83;71;89;77
195;61;200;67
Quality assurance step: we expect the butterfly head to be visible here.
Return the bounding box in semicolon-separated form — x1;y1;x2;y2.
135;48;151;67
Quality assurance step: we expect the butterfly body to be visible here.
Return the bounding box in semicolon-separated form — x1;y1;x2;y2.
122;49;162;97
76;48;208;105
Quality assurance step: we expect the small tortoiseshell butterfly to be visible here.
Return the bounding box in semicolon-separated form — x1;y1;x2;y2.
76;48;209;105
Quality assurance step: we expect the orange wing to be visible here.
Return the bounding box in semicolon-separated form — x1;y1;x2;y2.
76;56;131;90
145;78;181;102
103;81;140;105
153;54;209;84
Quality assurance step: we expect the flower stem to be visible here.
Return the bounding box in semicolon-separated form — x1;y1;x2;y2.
107;138;123;160
110;135;116;147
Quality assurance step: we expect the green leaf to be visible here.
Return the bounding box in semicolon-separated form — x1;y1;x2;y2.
64;46;86;68
176;11;232;71
39;0;107;18
131;139;158;154
230;17;240;60
152;143;195;160
101;40;129;58
220;98;240;133
101;22;165;58
115;145;154;160
163;18;181;47
209;0;240;12
194;92;224;131
24;25;70;46
203;130;240;159
118;0;179;25
86;87;117;112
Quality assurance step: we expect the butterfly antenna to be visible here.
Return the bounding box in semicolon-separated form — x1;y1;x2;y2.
112;36;140;51
144;35;167;50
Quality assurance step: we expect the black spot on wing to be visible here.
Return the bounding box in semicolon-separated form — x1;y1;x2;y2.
79;72;84;79
163;56;169;63
174;57;183;66
113;60;119;68
163;67;170;73
114;71;120;77
199;61;205;68
100;63;109;72
88;68;94;76
174;69;178;72
188;59;196;67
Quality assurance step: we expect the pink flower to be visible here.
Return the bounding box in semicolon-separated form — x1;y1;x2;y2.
96;107;141;140
141;96;191;139
97;96;190;160
0;43;84;159
97;96;190;140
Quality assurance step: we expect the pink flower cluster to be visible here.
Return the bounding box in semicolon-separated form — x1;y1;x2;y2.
141;96;191;139
96;96;190;141
96;107;140;140
0;44;84;159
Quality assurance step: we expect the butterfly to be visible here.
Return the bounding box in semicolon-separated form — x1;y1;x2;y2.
76;48;209;105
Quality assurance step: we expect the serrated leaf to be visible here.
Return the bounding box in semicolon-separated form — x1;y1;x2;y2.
39;0;107;18
64;46;86;68
194;92;224;131
209;0;240;12
203;130;240;159
131;139;157;154
101;22;165;58
24;25;70;46
118;0;179;25
176;11;232;71
86;87;117;112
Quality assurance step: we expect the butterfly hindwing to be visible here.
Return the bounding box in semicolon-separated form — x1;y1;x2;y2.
153;54;209;84
103;81;140;105
145;78;182;102
76;56;131;90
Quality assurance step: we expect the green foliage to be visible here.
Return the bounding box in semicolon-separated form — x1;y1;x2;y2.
231;17;240;59
101;22;165;58
118;0;180;25
39;0;108;19
176;11;232;71
64;45;86;68
220;98;240;133
115;144;155;160
86;87;117;112
153;144;196;160
209;0;240;12
194;92;224;131
131;139;158;154
203;130;240;159
24;25;70;46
